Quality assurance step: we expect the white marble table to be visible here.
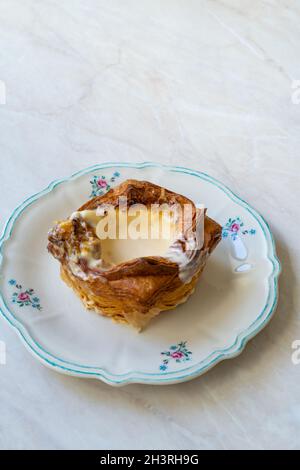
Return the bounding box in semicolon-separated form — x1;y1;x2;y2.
0;0;299;450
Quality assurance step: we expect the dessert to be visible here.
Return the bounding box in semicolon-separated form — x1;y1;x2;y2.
48;179;222;330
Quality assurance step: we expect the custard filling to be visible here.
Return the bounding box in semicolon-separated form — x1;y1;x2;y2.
72;206;179;267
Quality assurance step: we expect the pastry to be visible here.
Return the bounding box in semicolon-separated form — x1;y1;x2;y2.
48;179;222;330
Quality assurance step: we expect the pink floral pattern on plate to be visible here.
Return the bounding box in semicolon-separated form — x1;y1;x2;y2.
222;217;256;262
9;279;42;310
90;172;120;198
160;341;192;371
222;217;256;241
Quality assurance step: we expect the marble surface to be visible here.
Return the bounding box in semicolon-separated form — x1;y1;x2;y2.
0;0;299;450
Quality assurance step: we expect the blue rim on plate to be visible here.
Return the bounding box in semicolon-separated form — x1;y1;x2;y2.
0;162;281;385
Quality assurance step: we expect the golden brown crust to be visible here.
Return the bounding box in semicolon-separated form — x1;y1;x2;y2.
60;263;205;330
79;179;194;211
48;179;222;330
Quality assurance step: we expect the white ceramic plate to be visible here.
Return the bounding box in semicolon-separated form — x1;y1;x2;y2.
0;162;281;385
